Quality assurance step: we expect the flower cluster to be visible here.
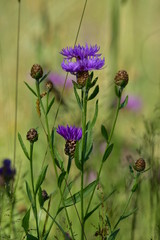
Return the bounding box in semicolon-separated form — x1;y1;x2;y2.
0;159;16;187
60;44;105;74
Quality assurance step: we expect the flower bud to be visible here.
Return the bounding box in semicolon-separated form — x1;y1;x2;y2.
65;140;76;157
46;81;53;91
114;70;129;88
76;71;89;87
134;158;146;172
30;64;43;80
26;128;38;143
42;189;49;202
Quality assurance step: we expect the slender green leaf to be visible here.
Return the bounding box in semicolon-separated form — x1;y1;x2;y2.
63;181;74;199
58;171;66;188
38;188;44;208
72;80;82;89
121;208;137;220
89;77;98;88
85;144;93;162
108;229;120;240
27;234;38;240
120;95;128;109
46;96;55;115
89;100;98;130
106;214;112;232
132;183;138;192
101;125;109;142
25;181;33;204
35;165;48;194
84;189;116;222
39;71;50;83
90;71;94;80
22;208;30;233
54;148;63;170
18;133;30;160
73;83;82;109
24;82;37;97
57;180;97;214
115;86;120;97
88;85;99;101
102;144;114;163
51;127;55;150
74;141;82;170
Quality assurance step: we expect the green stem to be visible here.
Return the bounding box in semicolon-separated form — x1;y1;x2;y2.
30;143;39;239
81;87;88;240
36;82;74;239
85;90;122;217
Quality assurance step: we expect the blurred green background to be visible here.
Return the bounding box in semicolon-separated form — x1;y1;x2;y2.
0;0;160;239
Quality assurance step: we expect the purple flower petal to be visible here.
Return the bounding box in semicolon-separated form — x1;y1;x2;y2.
57;125;82;141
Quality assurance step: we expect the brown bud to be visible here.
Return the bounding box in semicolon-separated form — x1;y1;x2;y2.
30;64;43;80
42;190;49;202
76;71;89;87
65;140;76;157
46;81;53;91
114;70;129;88
134;158;146;172
26;128;38;143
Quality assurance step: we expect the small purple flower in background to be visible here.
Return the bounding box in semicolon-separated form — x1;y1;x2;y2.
60;44;105;86
0;159;16;187
57;125;82;156
47;72;73;88
121;95;142;112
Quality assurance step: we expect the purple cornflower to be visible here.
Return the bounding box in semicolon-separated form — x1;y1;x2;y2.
57;125;82;156
57;125;82;141
60;44;105;73
0;159;16;186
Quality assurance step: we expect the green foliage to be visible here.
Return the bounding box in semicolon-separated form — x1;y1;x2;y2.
102;143;114;162
22;208;30;233
46;96;55;115
24;81;37;97
18;133;30;160
88;85;99;101
35;165;48;194
101;125;109;143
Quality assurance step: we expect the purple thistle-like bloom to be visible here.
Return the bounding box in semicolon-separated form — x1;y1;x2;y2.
57;125;82;141
60;44;105;74
0;159;16;186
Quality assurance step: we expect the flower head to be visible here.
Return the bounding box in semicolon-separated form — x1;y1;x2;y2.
57;125;82;157
57;125;82;141
60;44;105;74
0;159;16;186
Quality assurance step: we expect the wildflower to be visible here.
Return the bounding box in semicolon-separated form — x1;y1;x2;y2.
134;158;146;172
114;70;129;88
60;44;105;86
26;128;38;143
30;64;43;80
0;159;16;187
57;125;82;156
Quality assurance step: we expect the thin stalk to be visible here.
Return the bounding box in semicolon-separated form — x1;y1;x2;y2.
52;0;88;128
13;0;21;167
85;91;122;216
36;82;74;239
30;143;40;239
81;87;88;240
113;192;133;231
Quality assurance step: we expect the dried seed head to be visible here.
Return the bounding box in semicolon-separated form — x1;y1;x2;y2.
65;140;76;157
76;71;89;87
114;70;129;88
42;189;49;202
30;64;43;80
134;158;146;172
46;81;53;91
26;128;38;143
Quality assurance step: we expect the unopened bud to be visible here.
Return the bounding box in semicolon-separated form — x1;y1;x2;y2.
30;64;43;80
42;190;49;202
134;158;146;172
46;81;53;91
26;128;38;143
114;70;129;88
